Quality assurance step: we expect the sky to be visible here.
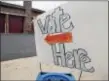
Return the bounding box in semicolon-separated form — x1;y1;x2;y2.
2;1;68;11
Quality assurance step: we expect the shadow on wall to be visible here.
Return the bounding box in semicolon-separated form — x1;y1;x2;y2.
1;33;37;61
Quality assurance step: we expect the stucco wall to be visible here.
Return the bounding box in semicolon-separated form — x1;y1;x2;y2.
1;34;37;61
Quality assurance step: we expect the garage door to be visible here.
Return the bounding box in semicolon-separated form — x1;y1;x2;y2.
0;14;5;33
9;15;24;33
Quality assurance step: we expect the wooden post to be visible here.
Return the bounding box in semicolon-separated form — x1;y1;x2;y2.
5;14;9;33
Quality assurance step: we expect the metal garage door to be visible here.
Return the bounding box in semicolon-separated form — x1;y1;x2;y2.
0;14;5;33
9;15;24;33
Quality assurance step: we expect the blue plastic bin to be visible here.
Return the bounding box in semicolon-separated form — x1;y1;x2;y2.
36;72;75;81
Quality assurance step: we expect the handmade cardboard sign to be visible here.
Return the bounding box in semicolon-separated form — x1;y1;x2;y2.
33;1;108;80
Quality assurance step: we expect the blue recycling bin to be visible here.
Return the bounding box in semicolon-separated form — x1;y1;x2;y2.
36;72;75;81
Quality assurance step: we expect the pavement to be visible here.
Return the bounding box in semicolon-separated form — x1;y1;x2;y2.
1;56;80;80
1;56;108;80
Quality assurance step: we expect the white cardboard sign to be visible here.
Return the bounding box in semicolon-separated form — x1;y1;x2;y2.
33;1;108;80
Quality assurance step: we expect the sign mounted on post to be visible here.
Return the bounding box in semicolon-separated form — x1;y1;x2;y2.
33;1;108;80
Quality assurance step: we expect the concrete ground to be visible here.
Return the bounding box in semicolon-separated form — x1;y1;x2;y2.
1;56;39;80
1;56;107;80
1;56;80;80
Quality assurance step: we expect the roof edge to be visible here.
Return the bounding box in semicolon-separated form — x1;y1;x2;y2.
0;1;45;13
